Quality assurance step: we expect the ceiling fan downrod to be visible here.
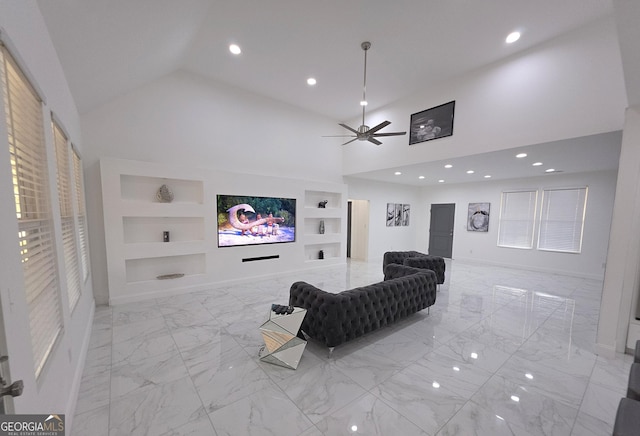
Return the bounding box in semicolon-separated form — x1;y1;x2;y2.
361;41;371;129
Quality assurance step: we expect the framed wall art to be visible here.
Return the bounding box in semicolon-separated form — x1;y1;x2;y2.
409;100;455;145
467;202;490;232
387;203;411;227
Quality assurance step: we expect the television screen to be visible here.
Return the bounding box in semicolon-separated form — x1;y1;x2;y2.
217;194;296;247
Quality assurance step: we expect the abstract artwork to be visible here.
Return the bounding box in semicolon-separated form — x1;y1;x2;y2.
387;203;410;226
467;202;490;232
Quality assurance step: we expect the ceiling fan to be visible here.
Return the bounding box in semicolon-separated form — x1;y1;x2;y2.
324;41;406;146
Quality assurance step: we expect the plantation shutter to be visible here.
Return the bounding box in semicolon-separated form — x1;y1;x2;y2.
53;120;81;310
497;190;537;249
72;146;90;282
538;187;587;253
1;44;63;378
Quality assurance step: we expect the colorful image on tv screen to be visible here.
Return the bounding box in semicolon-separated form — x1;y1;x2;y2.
217;195;296;247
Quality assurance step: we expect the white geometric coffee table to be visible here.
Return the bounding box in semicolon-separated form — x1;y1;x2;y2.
258;307;307;369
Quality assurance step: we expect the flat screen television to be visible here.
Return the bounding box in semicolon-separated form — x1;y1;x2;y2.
217;194;296;247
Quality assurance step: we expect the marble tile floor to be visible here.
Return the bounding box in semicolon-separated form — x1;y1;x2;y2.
72;259;632;436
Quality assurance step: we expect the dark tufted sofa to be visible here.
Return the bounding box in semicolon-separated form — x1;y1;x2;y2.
289;264;437;349
383;251;446;285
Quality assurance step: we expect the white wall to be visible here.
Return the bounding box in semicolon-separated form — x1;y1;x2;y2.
346;169;617;279
346;178;423;261
418;170;618;279
598;105;640;356
81;70;343;304
0;0;94;422
342;17;627;176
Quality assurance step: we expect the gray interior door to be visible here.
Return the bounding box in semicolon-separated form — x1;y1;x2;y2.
428;203;455;258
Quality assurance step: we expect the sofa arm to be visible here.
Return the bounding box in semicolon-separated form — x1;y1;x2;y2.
403;256;445;284
383;263;425;281
289;281;346;347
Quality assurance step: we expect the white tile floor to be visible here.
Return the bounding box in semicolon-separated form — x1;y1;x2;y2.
72;259;632;436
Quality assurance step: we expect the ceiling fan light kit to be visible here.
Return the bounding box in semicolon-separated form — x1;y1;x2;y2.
324;41;406;146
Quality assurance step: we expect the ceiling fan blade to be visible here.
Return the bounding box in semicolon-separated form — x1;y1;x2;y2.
367;120;391;134
367;137;383;146
342;138;359;146
339;123;360;134
372;131;407;137
322;135;357;138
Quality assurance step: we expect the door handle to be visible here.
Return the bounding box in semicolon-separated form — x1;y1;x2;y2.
0;380;23;398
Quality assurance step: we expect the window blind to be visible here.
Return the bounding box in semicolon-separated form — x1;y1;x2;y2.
538;187;587;253
72;147;90;282
1;44;63;378
497;190;537;249
53;120;81;310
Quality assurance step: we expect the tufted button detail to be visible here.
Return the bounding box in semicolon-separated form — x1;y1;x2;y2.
289;264;436;348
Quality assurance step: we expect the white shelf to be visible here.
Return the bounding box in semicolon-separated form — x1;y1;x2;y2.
303;207;342;219
120;202;205;217
120;175;203;204
123;216;205;243
304;242;341;261
125;253;206;283
304;190;342;209
124;241;207;260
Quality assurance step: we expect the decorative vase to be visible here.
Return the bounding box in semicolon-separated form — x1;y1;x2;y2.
319;250;324;260
319;220;325;234
163;231;170;242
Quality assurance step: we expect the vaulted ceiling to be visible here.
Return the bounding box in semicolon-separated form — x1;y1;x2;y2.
38;0;614;119
36;0;636;185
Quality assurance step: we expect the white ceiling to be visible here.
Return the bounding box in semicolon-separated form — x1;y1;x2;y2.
36;0;624;184
349;131;622;186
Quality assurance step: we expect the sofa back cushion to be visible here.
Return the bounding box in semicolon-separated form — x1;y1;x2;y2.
289;268;436;347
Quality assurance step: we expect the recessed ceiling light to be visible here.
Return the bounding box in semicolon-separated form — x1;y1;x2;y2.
516;153;527;158
360;100;368;106
229;44;241;55
545;168;555;173
444;164;453;169
525;373;534;380
418;175;425;179
466;170;475;174
307;77;317;86
470;352;478;359
432;382;440;388
452;366;460;372
484;175;491;178
394;171;402;175
510;395;520;402
506;31;521;44
532;162;543;166
438;179;445;183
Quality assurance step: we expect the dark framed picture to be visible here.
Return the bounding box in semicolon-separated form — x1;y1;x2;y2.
402;204;410;226
467;202;490;232
386;203;396;227
409;100;455;145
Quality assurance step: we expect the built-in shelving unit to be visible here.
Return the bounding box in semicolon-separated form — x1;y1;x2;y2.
101;159;208;304
302;189;345;263
101;158;347;305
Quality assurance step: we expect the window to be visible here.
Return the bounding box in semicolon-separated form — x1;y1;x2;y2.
72;146;90;282
1;44;63;377
53;119;81;310
538;187;588;253
497;190;538;249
